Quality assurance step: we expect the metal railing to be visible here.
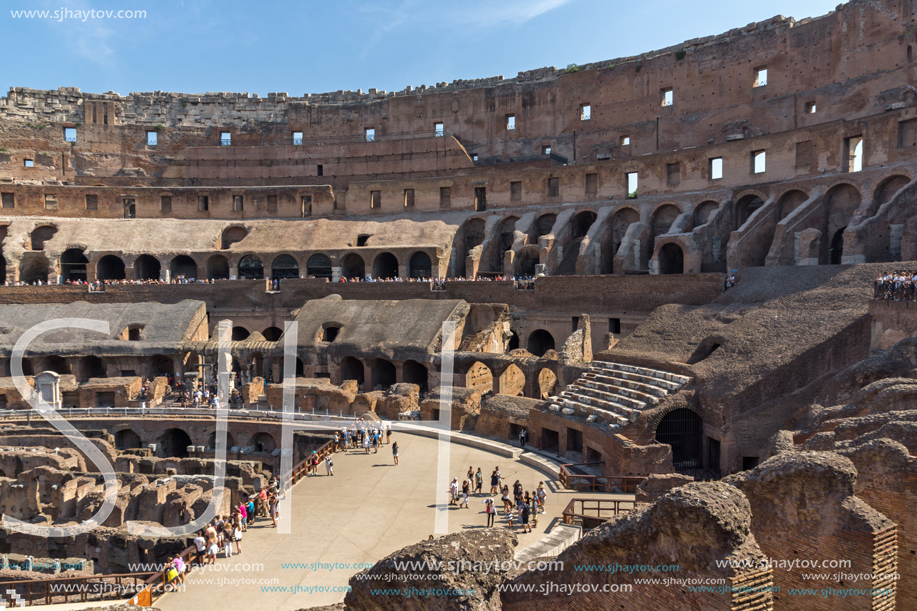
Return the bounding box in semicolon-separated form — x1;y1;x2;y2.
558;462;645;493
561;498;636;526
0;406;360;424
0;572;154;607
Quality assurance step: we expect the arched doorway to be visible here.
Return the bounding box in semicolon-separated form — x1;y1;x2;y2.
271;254;299;279
262;327;283;341
659;243;684;274
341;253;365;280
571;210;597;239
693;201;718;227
372;359;396;389
20;254;51;284
464;361;494;392
604;207;640;274
150;355;174;377
403;360;428;392
31;226;58;251
373;252;399;279
115;430;142;450
498;363;525;397
133;255;161;281
777;190;808;221
208;431;236;450
734;195;764;230
537;368;557;399
231;326;250;341
170;255;197;279
158;428;193;458
517;247;540;276
205;255;230;280
250;432;276;453
340;356;364;386
527;330;555;357
60;248;89;282
409;252;432;278
830;227;846;265
872;175;910;213
532;214;557;240
221;226;248;250
97;255;126;280
306;253;332;279
655;408;703;469
238;255;264;279
494;216;520;272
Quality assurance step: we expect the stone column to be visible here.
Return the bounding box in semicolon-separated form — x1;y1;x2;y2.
363;363;373;392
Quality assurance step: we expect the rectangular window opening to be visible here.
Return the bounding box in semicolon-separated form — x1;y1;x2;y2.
198;195;209;211
220;132;231;146
621;136;630;146
301;195;312;217
24;159;34;168
710;157;723;180
609;318;621;335
293;131;303;145
805;101;817;114
752;150;766;174
64;127;77;143
474;187;486;212
626;172;639;198
317;164;323;177
571;316;580;332
667;162;681;186
85;194;98;210
542;145;551;155
580;104;591;121
439;186;451;208
846;136;864;172
472;153;479;162
357;234;370;247
404;188;415;208
548;177;560;197
233;195;244;212
160;196;172;213
434;122;444;137
44;195;58;210
365;127;375;142
754;68;768;88
506;115;516;130
661;88;673;107
585;173;597;195
267;195;278;213
147;131;157;146
370;190;381;209
511;181;522;201
1;193;15;209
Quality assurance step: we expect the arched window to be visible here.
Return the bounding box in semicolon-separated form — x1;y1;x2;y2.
271;254;299;279
306;253;332;279
409;252;432;278
238;255;264;279
527;329;555;357
97;255;126;280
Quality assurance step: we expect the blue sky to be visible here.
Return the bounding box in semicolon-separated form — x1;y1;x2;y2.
2;0;845;97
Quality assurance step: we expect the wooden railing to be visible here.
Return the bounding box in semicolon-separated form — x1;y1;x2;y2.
558;463;645;493
286;439;335;486
562;498;637;526
0;572;154;606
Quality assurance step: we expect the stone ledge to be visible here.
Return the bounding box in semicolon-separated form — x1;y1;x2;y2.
514;523;582;562
398;426;522;459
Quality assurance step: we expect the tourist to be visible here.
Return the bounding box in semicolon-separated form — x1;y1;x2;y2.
520;501;531;533
171;554;186;586
363;432;370;454
519;428;527;448
386;426;392;444
501;486;512;515
234;520;243;555
333;431;340;452
246;497;256;525
206;529;219;565
238;502;247;531
485;498;495;527
258;487;268;516
392;440;399;465
460;479;470;508
474;467;483;495
193;530;206;567
490;469;500;495
269;493;279;528
450;478;459;505
467;466;474;486
372;429;379;454
537;483;547;514
222;522;234;558
311;451;321;475
325;452;333;476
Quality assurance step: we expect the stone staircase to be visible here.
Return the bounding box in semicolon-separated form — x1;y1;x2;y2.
555;236;584;275
547;361;691;430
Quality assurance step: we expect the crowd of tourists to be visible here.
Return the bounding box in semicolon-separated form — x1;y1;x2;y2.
874;270;917;301
449;466;548;533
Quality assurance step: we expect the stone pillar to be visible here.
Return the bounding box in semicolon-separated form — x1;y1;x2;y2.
363;363;373;392
395;364;404;384
230;264;239;280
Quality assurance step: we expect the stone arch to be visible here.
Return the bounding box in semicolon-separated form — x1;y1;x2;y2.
133;254;161;280
231;326;251;341
527;329;555;357
20;253;51;283
238;255;264;280
150;355;173;377
371;358;397;389
250;432;276;453
537;368;557;399
169;255;198;279
603;207;640;274
532;213;557;240
464;361;493;392
776;190;808;221
221;226;248;250
734;194;764;230
31;225;58;251
340;356;364;385
306;253;332;279
463;217;486;250
372;252;399;279
341;253;365;279
403;359;428;392
693;201;719;227
649;204;681;268
46;355;69;375
97;255;126;280
262;327;283;341
659;242;684;274
571;210;597;239
506;331;520;351
872;174;910;214
516;246;540;276
687;336;725;365
158;428;193;458
498;363;525;397
494;215;520;271
208;431;236;450
60;248;89;282
655;408;703;469
824;183;861;264
115;429;142;450
271;254;299;279
409;251;432;278
79;355;106;380
206;255;230;280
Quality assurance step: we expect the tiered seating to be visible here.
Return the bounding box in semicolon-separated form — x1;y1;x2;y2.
546;361;691;430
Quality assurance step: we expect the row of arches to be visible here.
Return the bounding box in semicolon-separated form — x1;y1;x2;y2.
116;427;278;458
338;356;429;392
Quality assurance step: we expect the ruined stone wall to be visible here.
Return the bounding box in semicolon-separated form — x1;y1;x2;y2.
870;299;917;351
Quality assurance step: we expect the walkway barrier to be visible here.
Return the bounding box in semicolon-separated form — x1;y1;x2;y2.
0;406;358;423
561;498;636;527
0;572;154;607
558;462;645;494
